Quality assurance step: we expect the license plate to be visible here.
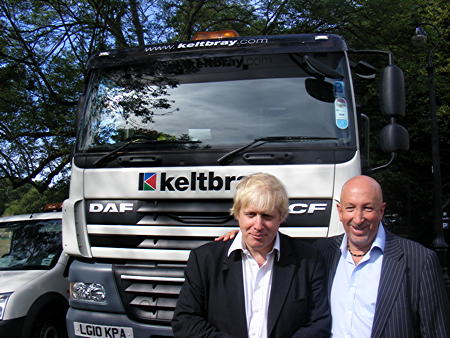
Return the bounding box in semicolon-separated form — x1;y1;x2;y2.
74;321;134;338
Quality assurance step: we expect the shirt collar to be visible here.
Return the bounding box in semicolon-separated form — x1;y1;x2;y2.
340;222;386;255
228;231;281;261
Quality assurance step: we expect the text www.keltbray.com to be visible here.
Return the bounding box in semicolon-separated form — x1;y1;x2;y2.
145;38;269;52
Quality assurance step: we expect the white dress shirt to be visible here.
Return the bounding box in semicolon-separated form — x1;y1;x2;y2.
330;224;386;338
228;231;280;338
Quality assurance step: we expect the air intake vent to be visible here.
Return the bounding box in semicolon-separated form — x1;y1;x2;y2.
86;199;236;261
114;262;186;325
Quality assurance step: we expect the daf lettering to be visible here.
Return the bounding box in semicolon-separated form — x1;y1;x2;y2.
289;203;328;214
89;203;134;213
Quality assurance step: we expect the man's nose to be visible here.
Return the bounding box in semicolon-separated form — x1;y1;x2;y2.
353;209;364;224
253;215;264;229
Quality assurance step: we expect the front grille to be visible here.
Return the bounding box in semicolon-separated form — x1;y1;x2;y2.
114;262;187;325
86;199;236;260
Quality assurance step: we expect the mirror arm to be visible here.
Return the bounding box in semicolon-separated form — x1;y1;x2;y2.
370;152;396;172
349;49;394;65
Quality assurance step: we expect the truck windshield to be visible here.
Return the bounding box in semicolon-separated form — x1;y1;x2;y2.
0;219;62;270
78;52;354;152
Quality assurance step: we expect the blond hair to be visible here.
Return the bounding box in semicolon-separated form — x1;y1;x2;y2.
230;173;289;221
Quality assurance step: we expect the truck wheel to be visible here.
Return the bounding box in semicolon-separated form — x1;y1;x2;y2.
31;311;67;338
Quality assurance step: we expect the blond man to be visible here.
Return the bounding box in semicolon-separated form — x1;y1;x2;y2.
172;173;331;338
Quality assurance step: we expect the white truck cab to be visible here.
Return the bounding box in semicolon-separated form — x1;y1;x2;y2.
0;211;69;338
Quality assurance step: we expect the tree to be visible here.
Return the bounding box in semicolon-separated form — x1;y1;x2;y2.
1;0;82;192
0;0;164;191
0;179;68;215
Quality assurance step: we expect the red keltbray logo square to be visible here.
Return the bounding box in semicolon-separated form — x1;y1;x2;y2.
139;173;157;191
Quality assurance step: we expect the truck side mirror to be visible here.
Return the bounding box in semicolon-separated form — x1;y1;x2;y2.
381;65;405;117
379;122;409;153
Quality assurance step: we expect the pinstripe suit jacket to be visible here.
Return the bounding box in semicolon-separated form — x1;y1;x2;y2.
318;231;450;337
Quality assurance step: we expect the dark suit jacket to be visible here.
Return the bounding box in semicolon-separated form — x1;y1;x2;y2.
317;231;450;338
172;233;331;338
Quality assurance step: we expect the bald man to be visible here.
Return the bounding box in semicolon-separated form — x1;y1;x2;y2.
321;175;450;337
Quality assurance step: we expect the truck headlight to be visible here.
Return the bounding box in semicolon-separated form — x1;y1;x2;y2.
0;293;12;320
70;282;106;303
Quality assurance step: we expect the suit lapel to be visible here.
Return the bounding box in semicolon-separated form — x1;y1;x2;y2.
267;235;296;336
371;231;405;338
222;249;248;337
327;236;343;298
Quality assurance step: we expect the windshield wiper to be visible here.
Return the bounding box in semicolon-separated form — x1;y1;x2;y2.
217;136;338;165
93;135;201;167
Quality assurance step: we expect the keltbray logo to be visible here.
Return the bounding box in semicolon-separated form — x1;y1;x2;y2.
139;172;244;192
139;173;157;191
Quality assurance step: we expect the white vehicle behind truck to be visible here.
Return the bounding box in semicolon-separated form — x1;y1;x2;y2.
0;210;68;338
63;30;408;337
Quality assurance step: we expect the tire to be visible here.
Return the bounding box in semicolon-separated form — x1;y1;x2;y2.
31;311;68;338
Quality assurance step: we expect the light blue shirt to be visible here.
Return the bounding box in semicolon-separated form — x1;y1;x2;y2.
330;224;386;338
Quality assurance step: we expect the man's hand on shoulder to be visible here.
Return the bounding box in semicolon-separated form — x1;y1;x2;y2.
214;230;238;242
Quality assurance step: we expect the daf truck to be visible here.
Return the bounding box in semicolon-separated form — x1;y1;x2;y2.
62;31;408;337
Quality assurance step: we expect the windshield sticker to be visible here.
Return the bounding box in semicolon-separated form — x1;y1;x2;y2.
145;38;268;53
334;81;345;98
335;98;349;129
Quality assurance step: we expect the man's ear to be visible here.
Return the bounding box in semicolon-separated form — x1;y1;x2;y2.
380;202;387;215
336;203;343;221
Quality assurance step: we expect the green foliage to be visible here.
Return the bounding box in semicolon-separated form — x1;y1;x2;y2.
0;180;68;216
0;180;30;216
